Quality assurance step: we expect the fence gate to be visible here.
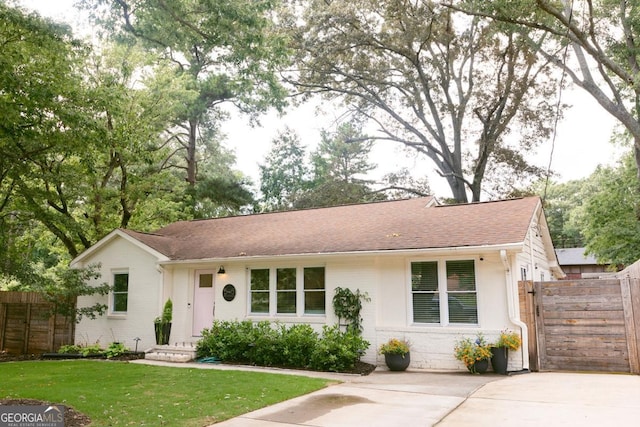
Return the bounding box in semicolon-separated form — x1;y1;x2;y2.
520;279;640;373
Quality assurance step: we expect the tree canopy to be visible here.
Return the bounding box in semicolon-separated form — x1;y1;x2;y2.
284;0;558;202
457;0;640;179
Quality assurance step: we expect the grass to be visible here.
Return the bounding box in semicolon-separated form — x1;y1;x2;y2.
0;360;331;426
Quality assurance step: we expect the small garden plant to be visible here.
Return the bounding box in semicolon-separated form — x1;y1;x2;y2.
454;333;492;373
379;338;410;356
494;329;522;350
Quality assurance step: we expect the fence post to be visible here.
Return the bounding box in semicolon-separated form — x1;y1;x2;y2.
621;277;640;374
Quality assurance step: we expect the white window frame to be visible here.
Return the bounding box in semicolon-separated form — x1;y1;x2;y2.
247;266;326;317
409;258;479;327
110;270;129;315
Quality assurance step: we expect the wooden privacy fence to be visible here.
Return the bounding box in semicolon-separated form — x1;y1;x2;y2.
519;279;640;373
0;292;75;354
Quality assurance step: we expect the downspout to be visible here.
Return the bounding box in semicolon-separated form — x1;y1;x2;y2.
500;249;529;371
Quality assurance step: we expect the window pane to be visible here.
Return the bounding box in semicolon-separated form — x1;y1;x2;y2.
304;267;325;289
413;293;440;323
113;273;128;292
412;262;438;291
277;292;296;314
448;294;478;324
447;260;477;324
304;291;325;314
113;294;128;312
251;292;269;313
447;260;476;291
199;273;213;288
251;269;269;291
277;268;296;290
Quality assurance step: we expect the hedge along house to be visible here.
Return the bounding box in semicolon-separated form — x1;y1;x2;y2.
70;196;563;370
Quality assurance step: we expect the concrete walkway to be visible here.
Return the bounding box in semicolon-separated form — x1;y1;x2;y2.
132;360;640;426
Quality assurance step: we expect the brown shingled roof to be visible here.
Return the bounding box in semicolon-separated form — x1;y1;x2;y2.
119;196;541;261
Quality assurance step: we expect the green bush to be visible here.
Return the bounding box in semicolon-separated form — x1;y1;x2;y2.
58;343;103;357
196;321;368;372
309;325;370;372
105;342;129;359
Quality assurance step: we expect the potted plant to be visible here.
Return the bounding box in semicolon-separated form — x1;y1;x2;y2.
490;330;522;375
154;299;173;345
454;333;492;374
379;338;411;371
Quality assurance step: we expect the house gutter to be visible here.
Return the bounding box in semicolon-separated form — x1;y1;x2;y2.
500;249;529;371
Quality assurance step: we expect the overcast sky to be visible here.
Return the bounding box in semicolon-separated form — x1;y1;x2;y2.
18;0;625;199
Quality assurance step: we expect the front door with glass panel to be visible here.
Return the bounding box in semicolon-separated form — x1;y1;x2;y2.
193;271;215;336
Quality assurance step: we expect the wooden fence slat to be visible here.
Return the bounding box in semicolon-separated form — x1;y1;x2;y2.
621;277;640;373
0;292;74;354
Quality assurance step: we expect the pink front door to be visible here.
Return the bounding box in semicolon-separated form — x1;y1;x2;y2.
193;271;215;336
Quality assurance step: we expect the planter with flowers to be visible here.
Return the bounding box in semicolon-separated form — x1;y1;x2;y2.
379;338;411;371
454;333;492;374
490;330;522;375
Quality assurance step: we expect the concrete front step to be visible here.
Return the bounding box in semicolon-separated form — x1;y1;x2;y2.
145;343;197;363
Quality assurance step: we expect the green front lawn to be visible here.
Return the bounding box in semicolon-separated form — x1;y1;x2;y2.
0;360;331;426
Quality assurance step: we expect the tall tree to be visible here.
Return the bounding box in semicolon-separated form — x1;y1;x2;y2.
83;0;289;198
258;127;310;211
456;0;640;179
285;0;557;202
581;152;640;266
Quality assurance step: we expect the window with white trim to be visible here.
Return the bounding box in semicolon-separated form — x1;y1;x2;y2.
411;260;478;325
112;272;129;313
304;267;325;314
249;266;325;316
250;269;270;314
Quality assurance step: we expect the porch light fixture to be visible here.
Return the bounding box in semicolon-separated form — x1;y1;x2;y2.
217;266;225;274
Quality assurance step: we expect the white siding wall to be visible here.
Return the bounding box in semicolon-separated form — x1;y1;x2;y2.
166;251;525;370
75;238;162;350
77;237;536;370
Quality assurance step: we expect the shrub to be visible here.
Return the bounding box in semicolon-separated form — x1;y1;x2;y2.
196;321;368;372
309;325;370;372
58;343;103;357
105;342;129;358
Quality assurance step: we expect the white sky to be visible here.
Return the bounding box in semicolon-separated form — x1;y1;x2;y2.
18;0;625;199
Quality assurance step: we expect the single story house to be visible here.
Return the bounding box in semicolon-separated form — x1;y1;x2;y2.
71;196;564;370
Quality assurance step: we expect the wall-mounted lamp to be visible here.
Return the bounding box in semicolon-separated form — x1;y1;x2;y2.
217;266;225;274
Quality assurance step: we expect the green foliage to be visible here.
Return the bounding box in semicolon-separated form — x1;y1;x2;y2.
581;152;640;266
0;361;328;427
454;334;492;373
493;330;521;351
155;298;173;324
332;287;370;333
308;325;370;372
104;341;129;358
196;321;368;372
378;338;410;355
57;343;103;357
286;0;557;202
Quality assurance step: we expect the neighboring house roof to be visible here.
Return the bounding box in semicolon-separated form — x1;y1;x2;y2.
99;196;545;262
556;247;601;266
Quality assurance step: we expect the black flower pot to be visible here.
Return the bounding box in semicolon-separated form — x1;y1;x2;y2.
384;352;410;371
490;346;508;375
468;358;489;374
154;322;171;345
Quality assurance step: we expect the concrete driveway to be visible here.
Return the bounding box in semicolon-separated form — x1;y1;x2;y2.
134;361;640;426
